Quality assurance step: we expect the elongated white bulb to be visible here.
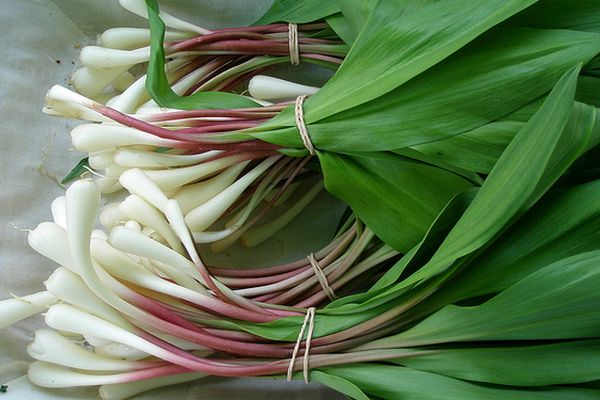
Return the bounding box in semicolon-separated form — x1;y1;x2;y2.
0;291;57;329
28;329;148;371
248;75;319;101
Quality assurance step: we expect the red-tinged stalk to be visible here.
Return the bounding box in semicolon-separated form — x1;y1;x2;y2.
207;225;358;278
175;119;268;133
296;246;399;308
143;108;280;121
64;181;303;358
309;280;445;348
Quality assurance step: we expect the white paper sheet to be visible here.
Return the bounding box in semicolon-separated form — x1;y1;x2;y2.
0;1;345;398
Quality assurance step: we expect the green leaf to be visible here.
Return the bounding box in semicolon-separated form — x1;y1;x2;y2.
398;340;600;386
415;176;600;314
375;251;600;347
61;157;89;184
305;0;539;122
253;0;340;25
255;27;600;152
508;0;600;33
325;13;357;46
333;0;377;43
321;364;600;400
311;370;370;400
399;64;582;287
319;152;472;252
144;0;260;110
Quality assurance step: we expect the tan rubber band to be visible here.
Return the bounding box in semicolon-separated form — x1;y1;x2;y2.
286;307;316;383
308;253;337;301
288;22;300;65
294;95;315;156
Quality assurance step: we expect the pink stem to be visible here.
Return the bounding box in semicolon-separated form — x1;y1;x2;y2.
175;120;266;133
219;265;311;288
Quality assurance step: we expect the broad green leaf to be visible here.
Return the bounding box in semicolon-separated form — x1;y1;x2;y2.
304;0;539;122
333;0;377;43
366;190;476;293
144;0;260;110
508;0;600;32
311;370;370;400
407;77;600;175
399;64;581;287
254;28;600;152
325;14;356;45
407;121;523;174
322;189;477;315
392;147;484;183
414;177;600;315
576;75;600;107
321;364;600;400
253;0;339;25
374;251;600;347
319;152;472;252
398;340;600;386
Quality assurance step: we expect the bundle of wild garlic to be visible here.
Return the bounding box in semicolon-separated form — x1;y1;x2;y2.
2;0;600;399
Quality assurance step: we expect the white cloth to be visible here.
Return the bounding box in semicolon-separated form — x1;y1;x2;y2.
0;1;343;398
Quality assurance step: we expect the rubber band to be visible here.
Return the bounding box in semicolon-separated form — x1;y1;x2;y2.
288;23;300;65
286;306;316;383
294;95;315;155
308;253;337;301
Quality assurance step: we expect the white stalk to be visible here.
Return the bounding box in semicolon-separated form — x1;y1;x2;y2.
119;168;169;212
84;335;114;347
109;58;188;113
202;159;291;247
164;199;203;268
71;123;181;152
113;71;136;92
28;222;75;271
27;329;151;371
71;66;130;98
100;203;126;229
100;27;194;50
93;229;109;241
79;46;150;69
185;155;280;231
92;237;206;295
163;201;269;313
100;372;205;400
63;180;223;363
29;361;122;387
51;196;67;229
124;220;142;232
248;75;319;101
96;177;124;194
108;74;148;113
44;304;194;370
119;194;184;254
0;291;56;329
95;342;150;360
43;85;104;121
113;148;222;169
104;162;129;178
119;0;211;35
141;155;244;192
89;151;116;170
107;227;201;282
241;181;324;248
45;267;132;330
173;162;247;214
